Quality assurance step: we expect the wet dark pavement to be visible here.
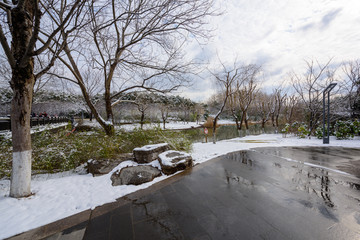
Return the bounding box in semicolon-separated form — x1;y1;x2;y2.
9;147;360;240
254;146;360;178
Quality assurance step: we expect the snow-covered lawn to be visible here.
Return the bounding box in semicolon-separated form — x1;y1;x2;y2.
0;134;359;239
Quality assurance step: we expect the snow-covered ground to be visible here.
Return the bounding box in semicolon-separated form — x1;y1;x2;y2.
0;133;359;239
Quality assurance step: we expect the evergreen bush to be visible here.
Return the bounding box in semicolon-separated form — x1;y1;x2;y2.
334;120;360;139
297;124;309;138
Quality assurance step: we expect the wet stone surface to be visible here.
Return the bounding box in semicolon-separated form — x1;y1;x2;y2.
39;147;360;240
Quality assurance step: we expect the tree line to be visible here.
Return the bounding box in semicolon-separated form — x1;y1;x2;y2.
208;59;360;141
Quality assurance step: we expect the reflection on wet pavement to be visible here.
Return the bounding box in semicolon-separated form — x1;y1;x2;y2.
226;139;277;144
253;146;360;178
41;147;360;240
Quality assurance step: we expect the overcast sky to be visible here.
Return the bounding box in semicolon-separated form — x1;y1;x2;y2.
178;0;360;102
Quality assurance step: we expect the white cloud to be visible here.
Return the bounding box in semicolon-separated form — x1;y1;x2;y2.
183;0;360;101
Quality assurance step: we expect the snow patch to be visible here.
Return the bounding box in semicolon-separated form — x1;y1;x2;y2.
159;150;191;166
133;143;168;151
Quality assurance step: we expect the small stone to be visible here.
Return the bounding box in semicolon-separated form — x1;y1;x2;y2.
111;165;161;186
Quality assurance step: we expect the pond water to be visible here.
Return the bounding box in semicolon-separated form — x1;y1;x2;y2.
180;124;275;143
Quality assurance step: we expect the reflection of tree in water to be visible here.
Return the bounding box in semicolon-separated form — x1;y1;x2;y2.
241;152;253;166
292;166;334;208
320;170;334;208
227;151;253;167
224;169;254;187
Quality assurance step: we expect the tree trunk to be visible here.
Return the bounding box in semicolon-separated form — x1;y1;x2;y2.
239;111;246;130
140;112;145;129
261;120;265;133
79;80;114;135
10;68;34;198
9;4;36;198
244;117;249;130
105;90;114;123
309;112;314;136
231;110;241;132
212;117;217;144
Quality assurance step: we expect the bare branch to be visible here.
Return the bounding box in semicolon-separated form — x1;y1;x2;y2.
46;72;78;85
0;23;15;68
34;0;83;55
0;0;14;10
19;0;41;67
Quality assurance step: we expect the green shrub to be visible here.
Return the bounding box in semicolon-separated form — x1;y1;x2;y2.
334;120;359;139
290;121;299;134
315;126;330;139
281;123;290;137
351;120;360;136
297;124;310;138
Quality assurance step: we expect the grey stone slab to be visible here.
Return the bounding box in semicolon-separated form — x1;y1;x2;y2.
109;210;133;240
133;215;184;240
83;212;111;240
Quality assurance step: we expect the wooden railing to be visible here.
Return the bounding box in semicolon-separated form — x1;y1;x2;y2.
0;117;69;131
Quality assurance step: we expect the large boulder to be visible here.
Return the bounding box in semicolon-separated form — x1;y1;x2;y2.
133;143;170;163
87;153;133;176
159;150;193;175
111;165;162;186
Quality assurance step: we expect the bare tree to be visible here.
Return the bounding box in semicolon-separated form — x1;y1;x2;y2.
158;95;172;129
283;94;299;124
49;0;217;135
342;60;360;118
0;0;83;197
273;87;287;133
210;61;242;143
291;59;337;136
193;103;204;124
133;93;154;129
228;64;260;136
160;103;170;129
254;91;271;133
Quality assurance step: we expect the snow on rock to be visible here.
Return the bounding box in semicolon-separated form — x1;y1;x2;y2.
159;150;193;175
133;143;169;151
133;143;170;163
